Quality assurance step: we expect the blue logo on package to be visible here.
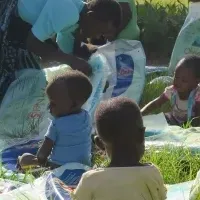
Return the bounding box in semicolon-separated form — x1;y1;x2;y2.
1;140;40;171
112;54;134;97
59;169;86;186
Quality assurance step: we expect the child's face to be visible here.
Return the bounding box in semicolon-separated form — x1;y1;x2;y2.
47;87;73;118
173;65;198;94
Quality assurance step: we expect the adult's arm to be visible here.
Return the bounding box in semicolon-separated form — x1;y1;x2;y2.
26;32;91;75
25;0;91;75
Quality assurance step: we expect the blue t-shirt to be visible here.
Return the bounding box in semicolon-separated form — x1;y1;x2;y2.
45;110;92;166
18;0;85;53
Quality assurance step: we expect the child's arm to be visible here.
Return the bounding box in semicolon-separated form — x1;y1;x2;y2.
26;32;91;76
36;138;54;166
141;95;168;116
36;121;57;166
25;0;92;76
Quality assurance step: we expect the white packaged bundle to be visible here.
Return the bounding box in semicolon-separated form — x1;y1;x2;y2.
98;39;146;103
169;2;200;74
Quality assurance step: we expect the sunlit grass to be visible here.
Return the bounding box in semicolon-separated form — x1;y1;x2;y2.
94;145;200;184
137;0;188;6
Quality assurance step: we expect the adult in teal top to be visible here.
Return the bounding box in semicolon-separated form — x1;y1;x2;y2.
0;0;122;100
18;0;87;54
17;0;121;73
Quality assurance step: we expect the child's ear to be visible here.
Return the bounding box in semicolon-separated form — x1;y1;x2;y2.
94;136;105;151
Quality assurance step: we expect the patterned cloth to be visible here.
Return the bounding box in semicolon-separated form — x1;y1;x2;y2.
0;0;41;101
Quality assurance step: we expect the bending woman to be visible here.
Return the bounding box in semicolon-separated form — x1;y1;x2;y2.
0;0;121;100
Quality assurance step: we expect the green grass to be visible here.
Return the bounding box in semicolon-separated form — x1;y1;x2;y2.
138;0;188;5
143;146;200;184
93;146;200;184
0;164;35;183
140;72;170;108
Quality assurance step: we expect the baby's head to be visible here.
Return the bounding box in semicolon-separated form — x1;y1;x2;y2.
94;97;145;165
83;0;122;40
46;70;92;117
174;56;200;94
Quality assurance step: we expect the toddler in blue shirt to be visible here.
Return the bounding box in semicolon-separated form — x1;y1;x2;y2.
17;70;92;170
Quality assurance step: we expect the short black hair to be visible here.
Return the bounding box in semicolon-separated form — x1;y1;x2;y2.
88;0;122;29
95;97;144;143
178;55;200;79
46;70;92;106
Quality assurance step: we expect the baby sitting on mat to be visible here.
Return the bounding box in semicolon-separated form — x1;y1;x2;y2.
141;55;200;127
17;70;92;170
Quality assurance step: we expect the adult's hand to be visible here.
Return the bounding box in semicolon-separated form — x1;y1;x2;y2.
74;44;98;60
